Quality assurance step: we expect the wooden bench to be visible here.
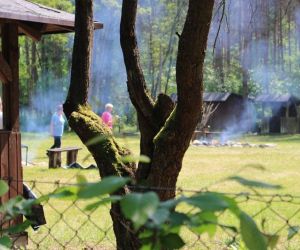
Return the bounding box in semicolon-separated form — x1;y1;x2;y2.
47;147;82;168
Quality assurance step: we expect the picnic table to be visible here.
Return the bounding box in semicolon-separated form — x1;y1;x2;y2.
47;147;82;168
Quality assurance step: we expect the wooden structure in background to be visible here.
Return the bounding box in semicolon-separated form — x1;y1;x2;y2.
0;0;102;234
201;92;254;132
171;92;255;133
256;94;300;134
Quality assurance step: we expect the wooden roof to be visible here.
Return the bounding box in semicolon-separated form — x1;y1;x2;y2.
255;94;300;104
170;92;243;103
0;0;103;36
204;92;233;102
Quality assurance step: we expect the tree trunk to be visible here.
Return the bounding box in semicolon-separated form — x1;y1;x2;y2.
279;0;284;71
65;0;214;249
64;1;139;248
121;0;214;200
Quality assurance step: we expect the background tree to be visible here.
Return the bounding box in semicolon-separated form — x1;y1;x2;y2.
63;0;214;249
17;0;300;132
18;0;74;131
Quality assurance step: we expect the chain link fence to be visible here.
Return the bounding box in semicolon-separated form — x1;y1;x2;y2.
3;178;300;249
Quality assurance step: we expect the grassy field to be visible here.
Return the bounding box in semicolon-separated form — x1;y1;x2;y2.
21;133;300;249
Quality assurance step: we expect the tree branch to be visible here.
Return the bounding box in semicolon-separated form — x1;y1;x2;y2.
120;0;156;127
176;0;215;133
64;0;94;115
146;0;215;199
64;0;136;180
213;0;226;54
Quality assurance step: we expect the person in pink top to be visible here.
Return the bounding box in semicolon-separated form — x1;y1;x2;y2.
101;103;113;129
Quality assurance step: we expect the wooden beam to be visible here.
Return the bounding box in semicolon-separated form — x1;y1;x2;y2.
17;21;42;42
2;23;20;131
0;52;12;83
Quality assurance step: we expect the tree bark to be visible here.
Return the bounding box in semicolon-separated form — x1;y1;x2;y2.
121;0;214;200
64;1;138;248
66;0;214;249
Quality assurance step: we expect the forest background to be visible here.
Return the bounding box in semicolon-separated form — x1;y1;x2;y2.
18;0;300;132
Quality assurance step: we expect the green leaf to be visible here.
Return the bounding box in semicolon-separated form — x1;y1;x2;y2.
240;212;267;250
0;236;12;249
5;220;32;234
192;224;217;238
288;226;300;240
120;192;159;230
139;230;154;239
1;196;24;217
220;195;240;216
160;197;183;209
151;208;170;225
85;196;121;211
184;193;229;211
198;211;217;223
229;176;282;189
78;177;130;199
264;234;279;249
189;212;217;237
49;186;79;200
140;244;152;250
169;212;190;226
161;233;185;249
120;154;151;164
0;180;9;197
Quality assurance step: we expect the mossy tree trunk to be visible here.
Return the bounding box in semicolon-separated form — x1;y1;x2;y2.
64;0;214;249
120;0;215;200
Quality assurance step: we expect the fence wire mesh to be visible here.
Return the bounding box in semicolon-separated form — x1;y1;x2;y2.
3;178;300;250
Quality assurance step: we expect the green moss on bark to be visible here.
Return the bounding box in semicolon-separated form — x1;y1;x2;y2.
67;105;136;179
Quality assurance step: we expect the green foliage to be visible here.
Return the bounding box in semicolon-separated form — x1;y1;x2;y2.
17;0;300;131
239;212;267;250
18;0;74;121
1;173;296;249
0;236;12;249
0;180;38;248
288;226;300;240
43;176;288;250
0;180;9;197
77;176;130;199
183;192;231;211
121;192;160;230
33;0;74;12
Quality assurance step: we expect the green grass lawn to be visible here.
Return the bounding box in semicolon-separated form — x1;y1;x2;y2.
21;132;300;249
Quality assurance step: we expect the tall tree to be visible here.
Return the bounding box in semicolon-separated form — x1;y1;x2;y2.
64;0;214;249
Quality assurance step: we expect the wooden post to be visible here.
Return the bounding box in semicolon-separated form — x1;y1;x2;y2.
48;151;62;168
2;23;20;132
1;24;23;227
67;150;79;165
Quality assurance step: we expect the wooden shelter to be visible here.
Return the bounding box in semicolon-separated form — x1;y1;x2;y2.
202;92;253;132
171;92;254;133
255;94;300;134
0;0;102;233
